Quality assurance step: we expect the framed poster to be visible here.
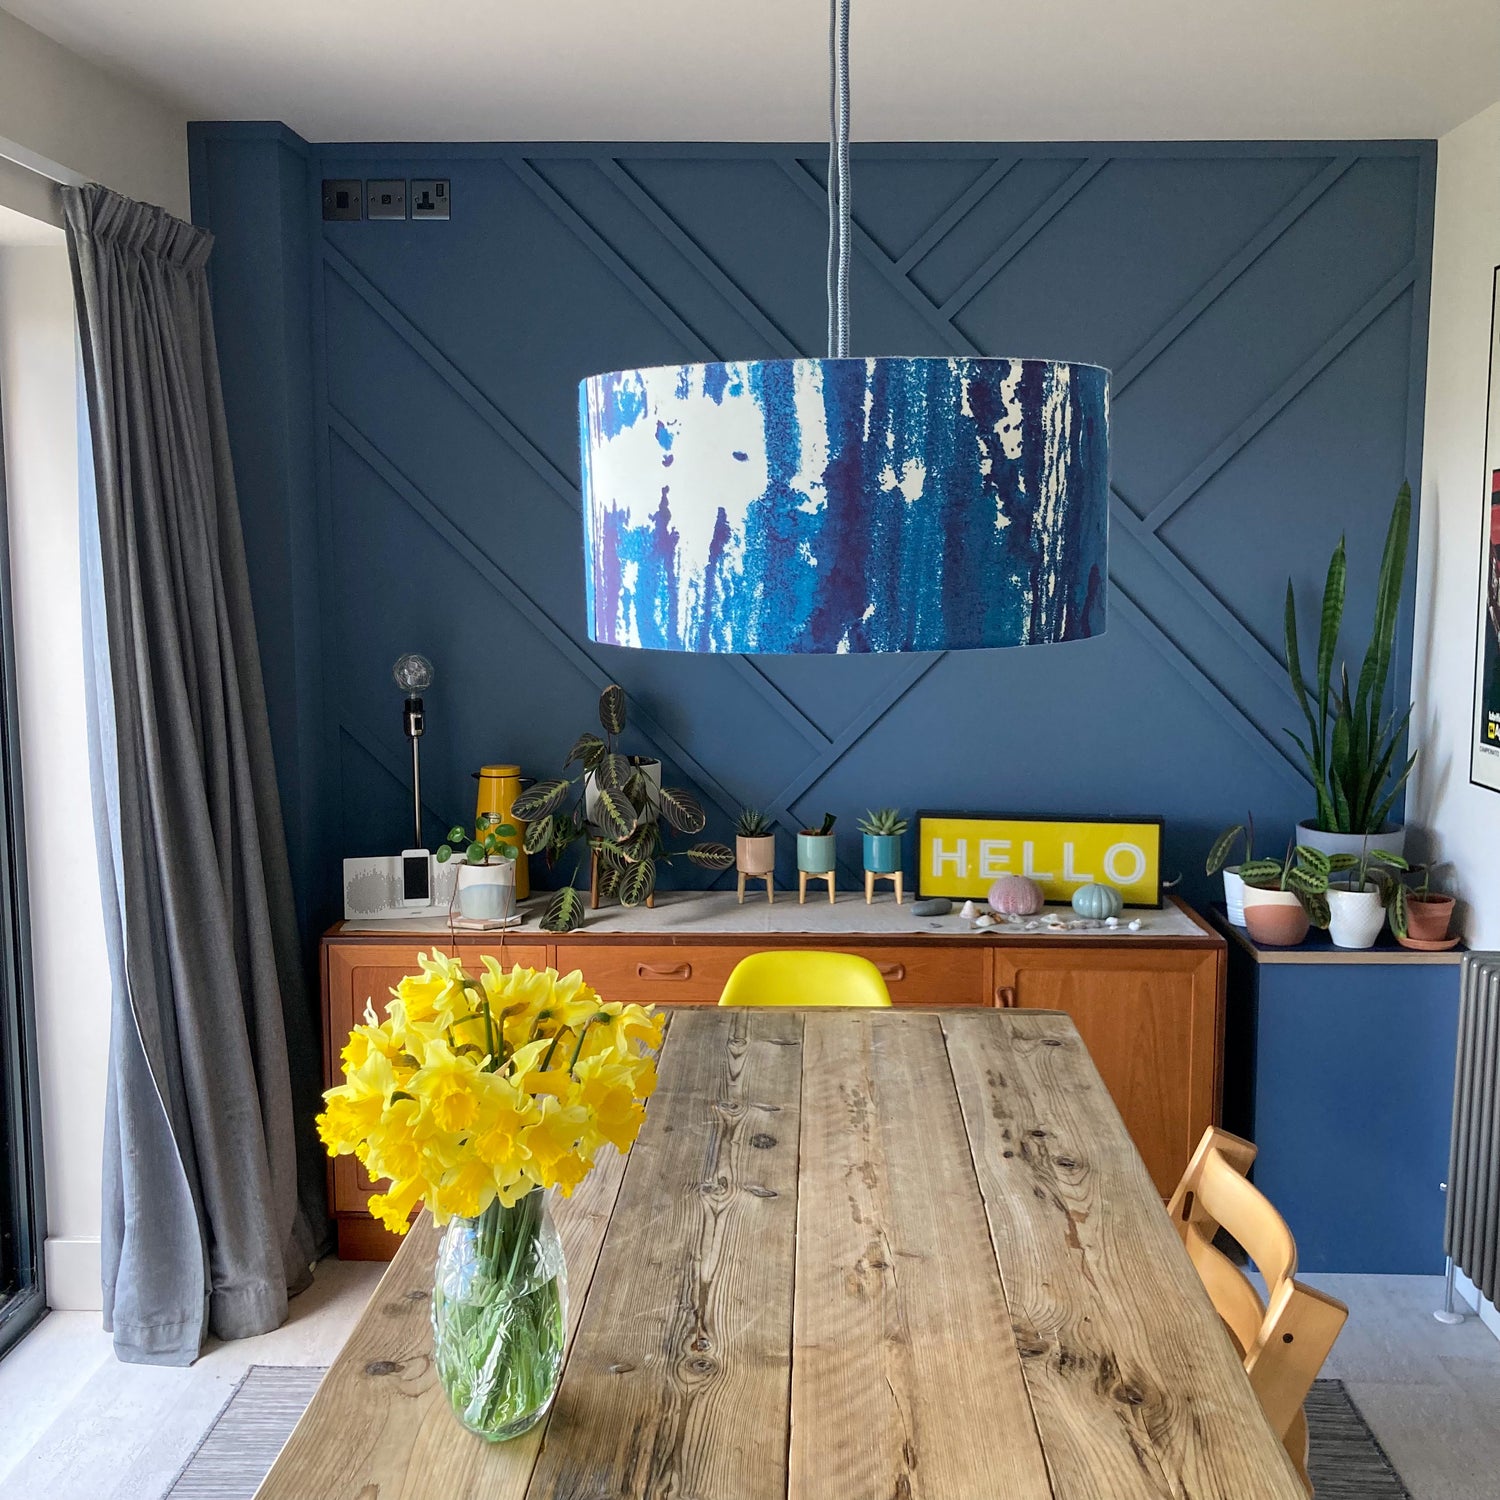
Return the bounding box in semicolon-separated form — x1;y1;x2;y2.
916;812;1163;906
1473;264;1500;794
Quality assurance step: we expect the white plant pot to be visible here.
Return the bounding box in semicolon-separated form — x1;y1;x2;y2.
455;860;516;921
1296;821;1406;862
1222;869;1247;927
1326;884;1387;950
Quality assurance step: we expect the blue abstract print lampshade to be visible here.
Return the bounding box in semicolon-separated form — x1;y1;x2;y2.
579;357;1109;654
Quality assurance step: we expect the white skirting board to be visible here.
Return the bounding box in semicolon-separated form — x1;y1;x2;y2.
45;1236;102;1311
1455;1267;1500;1343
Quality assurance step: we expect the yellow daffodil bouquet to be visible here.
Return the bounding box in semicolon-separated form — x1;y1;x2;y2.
317;951;663;1441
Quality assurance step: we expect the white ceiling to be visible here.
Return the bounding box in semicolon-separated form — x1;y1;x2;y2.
4;0;1500;143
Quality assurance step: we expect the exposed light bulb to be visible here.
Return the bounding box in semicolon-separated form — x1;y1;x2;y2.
392;653;434;694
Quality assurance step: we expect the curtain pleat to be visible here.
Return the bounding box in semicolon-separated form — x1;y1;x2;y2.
65;183;326;1366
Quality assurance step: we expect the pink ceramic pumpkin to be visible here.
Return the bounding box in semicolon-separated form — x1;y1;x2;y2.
988;874;1044;916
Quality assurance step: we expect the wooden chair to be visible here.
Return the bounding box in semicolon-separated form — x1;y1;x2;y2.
717;950;892;1008
1167;1128;1348;1496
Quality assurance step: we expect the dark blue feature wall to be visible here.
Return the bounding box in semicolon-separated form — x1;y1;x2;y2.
188;128;1435;935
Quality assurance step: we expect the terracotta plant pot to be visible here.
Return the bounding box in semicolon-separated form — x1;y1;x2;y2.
1403;894;1456;942
1242;886;1310;947
736;833;776;875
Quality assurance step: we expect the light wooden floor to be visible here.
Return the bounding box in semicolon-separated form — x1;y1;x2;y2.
0;1266;1495;1499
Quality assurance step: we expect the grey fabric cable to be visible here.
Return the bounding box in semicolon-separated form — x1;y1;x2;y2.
827;0;852;358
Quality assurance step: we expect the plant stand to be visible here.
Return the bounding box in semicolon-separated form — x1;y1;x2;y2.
737;870;774;904
798;870;836;904
864;869;903;905
589;848;654;910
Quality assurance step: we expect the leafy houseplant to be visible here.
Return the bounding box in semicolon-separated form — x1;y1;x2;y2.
735;808;776;878
512;686;732;933
858;808;907;876
317;952;663;1440
1205;815;1256;926
437;816;520;921
1284;483;1415;850
1239;844;1334;946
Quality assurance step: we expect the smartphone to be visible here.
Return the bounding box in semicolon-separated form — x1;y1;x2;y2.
400;849;433;906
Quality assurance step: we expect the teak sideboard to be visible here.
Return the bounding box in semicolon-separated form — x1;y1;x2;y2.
320;894;1226;1258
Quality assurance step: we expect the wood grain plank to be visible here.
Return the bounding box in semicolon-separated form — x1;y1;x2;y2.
255;1147;628;1500
791;1010;1053;1500
941;1008;1304;1500
524;1006;803;1500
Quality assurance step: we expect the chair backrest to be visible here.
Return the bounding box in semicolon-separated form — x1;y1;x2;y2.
1168;1128;1348;1494
718;950;893;1008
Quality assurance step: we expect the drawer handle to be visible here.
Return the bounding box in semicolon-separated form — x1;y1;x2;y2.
876;963;907;982
995;985;1017;1008
637;962;693;980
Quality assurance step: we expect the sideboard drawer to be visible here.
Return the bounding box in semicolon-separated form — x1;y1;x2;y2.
555;944;736;1005
864;946;988;1005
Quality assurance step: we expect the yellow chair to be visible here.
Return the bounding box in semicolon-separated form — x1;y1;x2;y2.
717;950;892;1008
1167;1128;1348;1496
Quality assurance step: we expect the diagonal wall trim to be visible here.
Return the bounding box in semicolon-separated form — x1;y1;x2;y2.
597;159;800;356
508;156;713;357
1107;586;1311;794
894;157;1019;273
328;409;755;829
326;236;832;753
1143;260;1419;532
937;158;1109;321
1111;156;1356;396
322;243;579;511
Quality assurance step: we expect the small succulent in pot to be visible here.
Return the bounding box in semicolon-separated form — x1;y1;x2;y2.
735;808;776;875
512;685;733;932
857;808;907;875
797;813;837;874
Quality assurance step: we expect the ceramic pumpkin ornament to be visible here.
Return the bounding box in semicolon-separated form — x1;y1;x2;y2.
987;874;1045;916
1071;882;1124;919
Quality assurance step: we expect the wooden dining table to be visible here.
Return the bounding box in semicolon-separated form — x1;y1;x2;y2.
257;1007;1305;1499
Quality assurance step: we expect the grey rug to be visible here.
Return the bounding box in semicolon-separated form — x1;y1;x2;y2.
166;1367;1408;1498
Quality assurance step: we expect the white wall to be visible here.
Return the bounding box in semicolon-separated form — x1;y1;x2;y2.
0;242;111;1310
1410;99;1500;946
0;7;189;218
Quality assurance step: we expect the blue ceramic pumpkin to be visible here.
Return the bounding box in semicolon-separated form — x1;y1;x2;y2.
1071;882;1123;919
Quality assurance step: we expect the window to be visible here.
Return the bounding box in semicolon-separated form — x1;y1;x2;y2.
0;378;43;1359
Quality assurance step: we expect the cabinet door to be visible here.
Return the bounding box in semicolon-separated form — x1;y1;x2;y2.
323;941;551;1217
992;947;1222;1195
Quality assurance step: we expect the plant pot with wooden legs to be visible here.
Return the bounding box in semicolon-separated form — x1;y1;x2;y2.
858;808;906;904
796;813;837;904
735;808;776;904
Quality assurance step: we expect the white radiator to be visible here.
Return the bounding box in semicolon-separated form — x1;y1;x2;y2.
1446;953;1500;1305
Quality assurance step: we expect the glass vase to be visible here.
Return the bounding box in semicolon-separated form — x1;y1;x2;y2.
431;1190;568;1441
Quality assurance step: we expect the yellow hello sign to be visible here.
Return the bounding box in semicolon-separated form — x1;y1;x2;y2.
917;813;1163;906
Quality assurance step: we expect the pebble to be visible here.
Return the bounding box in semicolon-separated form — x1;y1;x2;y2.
912;897;952;917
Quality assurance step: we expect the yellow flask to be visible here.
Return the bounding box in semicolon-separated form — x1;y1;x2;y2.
474;764;529;899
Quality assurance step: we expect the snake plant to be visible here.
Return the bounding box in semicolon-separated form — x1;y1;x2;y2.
1284;483;1415;835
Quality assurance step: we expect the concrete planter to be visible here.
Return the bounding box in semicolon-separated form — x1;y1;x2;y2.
1296;821;1406;862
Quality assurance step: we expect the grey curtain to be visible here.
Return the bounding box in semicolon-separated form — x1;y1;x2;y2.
64;184;326;1366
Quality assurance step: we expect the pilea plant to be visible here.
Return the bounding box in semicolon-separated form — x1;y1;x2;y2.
512;685;732;932
435;814;519;866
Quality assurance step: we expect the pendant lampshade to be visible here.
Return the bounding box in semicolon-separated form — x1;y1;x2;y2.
579;356;1108;653
576;0;1109;655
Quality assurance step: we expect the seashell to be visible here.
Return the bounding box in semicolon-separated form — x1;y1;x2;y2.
1071;882;1124;920
959;899;980;920
1104;916;1120;928
974;913;995;927
987;875;1045;916
1127;918;1142;931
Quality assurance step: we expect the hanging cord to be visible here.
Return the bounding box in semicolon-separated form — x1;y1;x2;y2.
826;0;852;358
